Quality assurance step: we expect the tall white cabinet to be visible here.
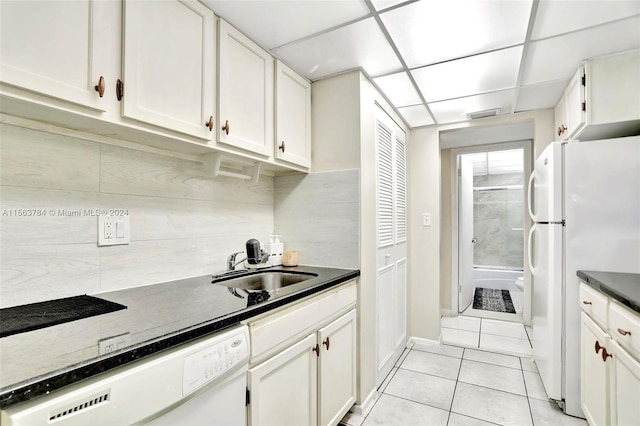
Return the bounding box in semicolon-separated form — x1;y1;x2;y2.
375;107;408;386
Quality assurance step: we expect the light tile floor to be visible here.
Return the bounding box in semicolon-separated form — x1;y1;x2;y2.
441;316;533;357
340;318;586;426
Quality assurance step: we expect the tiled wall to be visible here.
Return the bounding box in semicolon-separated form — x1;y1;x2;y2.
0;124;274;308
274;170;359;269
472;172;524;269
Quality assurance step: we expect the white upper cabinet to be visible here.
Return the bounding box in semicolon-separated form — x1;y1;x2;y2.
0;0;109;111
218;19;274;157
122;0;215;139
275;61;311;168
555;50;640;141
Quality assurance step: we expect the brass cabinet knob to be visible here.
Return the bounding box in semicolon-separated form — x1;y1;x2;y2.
557;124;567;136
601;347;612;362
617;328;631;336
279;141;285;153
116;79;124;101
95;76;105;97
595;340;602;354
323;337;330;350
582;301;592;305
312;343;320;357
222;120;230;135
205;116;214;131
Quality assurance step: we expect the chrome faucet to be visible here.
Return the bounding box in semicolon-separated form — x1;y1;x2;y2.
227;251;246;271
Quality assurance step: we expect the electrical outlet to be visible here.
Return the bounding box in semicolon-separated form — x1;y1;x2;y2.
98;215;130;246
98;333;130;355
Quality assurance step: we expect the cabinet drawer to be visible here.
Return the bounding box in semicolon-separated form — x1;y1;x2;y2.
580;283;608;328
248;281;357;363
609;301;640;359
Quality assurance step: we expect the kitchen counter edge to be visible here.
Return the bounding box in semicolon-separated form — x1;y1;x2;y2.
577;270;640;314
0;268;360;409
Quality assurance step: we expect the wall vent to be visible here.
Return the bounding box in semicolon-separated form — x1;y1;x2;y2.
467;109;501;120
48;390;110;422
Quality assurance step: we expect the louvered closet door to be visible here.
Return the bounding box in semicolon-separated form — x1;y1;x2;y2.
375;106;407;387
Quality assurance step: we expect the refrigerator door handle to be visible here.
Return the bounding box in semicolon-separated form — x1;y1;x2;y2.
528;224;538;275
527;171;537;221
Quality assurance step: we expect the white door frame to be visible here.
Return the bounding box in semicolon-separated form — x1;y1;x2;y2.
449;140;533;323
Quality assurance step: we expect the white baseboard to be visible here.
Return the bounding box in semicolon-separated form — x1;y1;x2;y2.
408;336;441;347
351;388;377;416
440;308;453;317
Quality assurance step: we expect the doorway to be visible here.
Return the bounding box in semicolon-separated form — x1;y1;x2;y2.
450;141;532;323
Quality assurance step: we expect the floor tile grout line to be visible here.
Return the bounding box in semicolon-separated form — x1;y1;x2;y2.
446;347;466;425
521;362;537;425
375;392;451;417
456;377;531;399
396;365;460;383
461;357;525;371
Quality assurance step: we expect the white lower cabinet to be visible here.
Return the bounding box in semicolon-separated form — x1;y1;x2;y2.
248;310;356;426
248;334;318;426
580;313;610;426
580;282;640;426
245;282;357;426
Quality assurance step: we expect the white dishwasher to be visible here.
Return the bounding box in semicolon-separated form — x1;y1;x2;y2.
1;325;250;426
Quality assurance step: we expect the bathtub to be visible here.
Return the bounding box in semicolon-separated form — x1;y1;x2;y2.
472;268;523;292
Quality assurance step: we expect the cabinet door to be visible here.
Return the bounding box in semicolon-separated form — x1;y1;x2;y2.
218;19;274;156
275;61;311;168
318;310;357;426
609;340;640;426
554;92;567;141
565;65;586;139
581;313;610;426
248;334;317;426
0;0;108;110
375;107;408;386
122;0;215;139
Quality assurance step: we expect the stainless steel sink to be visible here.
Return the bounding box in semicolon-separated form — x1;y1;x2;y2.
212;270;318;291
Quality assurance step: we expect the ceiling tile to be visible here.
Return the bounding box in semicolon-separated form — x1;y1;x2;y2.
531;0;640;40
522;16;640;85
370;0;407;11
428;90;515;124
272;18;403;80
411;46;523;102
373;72;422;107
380;0;532;68
515;79;569;112
200;0;370;49
397;105;435;127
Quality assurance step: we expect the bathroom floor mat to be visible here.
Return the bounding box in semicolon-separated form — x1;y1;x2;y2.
472;288;516;314
0;295;127;338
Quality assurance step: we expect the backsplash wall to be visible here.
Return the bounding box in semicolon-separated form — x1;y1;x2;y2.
274;170;359;269
0;123;274;308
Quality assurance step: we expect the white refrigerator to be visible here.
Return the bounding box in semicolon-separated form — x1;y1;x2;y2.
527;136;640;417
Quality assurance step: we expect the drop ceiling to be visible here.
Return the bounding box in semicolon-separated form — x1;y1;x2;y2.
201;0;640;129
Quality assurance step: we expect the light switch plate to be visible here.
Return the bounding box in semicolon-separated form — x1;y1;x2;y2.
422;212;432;227
98;215;130;246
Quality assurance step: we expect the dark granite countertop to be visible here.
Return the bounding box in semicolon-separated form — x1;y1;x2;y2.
0;265;359;409
577;270;640;314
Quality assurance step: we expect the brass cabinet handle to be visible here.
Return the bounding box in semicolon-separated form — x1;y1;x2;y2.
116;79;124;101
557;124;567;136
279;141;285;153
617;328;631;336
323;337;330;350
595;340;602;354
582;301;592;305
95;76;105;97
205;116;214;131
312;343;320;357
222;120;230;135
601;347;612;362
